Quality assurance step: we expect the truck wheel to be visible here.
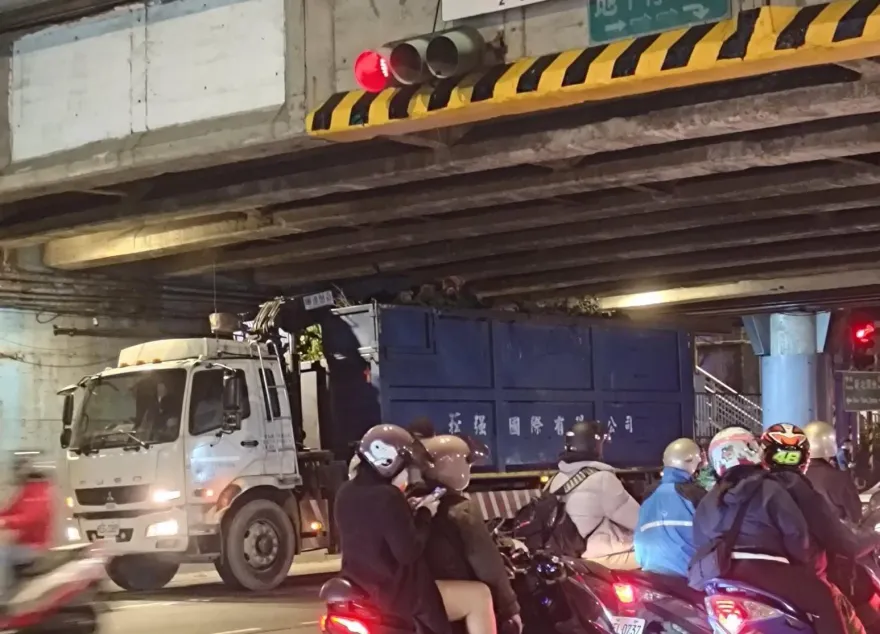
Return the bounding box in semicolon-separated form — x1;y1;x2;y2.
105;555;179;592
216;498;296;591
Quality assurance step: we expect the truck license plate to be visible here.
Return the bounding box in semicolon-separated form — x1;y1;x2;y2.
612;617;646;634
96;522;120;538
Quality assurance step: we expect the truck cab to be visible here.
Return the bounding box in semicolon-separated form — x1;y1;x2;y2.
60;337;333;592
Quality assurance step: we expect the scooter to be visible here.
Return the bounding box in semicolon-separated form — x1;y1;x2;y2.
703;579;814;634
0;543;106;633
318;517;616;634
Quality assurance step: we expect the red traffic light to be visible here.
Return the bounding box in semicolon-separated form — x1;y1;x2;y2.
354;50;391;93
855;322;876;344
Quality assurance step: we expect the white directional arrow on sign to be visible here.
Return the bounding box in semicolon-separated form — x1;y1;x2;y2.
683;3;710;19
605;19;626;32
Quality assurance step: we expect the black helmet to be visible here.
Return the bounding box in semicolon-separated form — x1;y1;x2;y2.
564;420;605;458
760;423;811;473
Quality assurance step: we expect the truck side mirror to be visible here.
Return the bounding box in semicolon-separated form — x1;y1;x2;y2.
222;370;245;432
62;394;74;428
60;428;72;449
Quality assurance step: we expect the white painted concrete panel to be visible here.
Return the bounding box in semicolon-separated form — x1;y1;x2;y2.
523;0;590;55
333;0;438;93
145;0;286;130
10;6;145;162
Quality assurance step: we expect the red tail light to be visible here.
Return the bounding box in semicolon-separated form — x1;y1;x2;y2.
322;615;371;634
613;582;636;604
706;596;749;634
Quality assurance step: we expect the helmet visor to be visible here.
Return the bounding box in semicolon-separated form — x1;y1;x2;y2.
462;436;490;464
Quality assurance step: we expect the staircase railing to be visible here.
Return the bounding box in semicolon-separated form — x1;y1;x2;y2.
695;367;763;439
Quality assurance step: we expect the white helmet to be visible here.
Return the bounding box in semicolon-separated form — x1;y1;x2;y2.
708;427;762;477
663;438;704;476
804;421;837;460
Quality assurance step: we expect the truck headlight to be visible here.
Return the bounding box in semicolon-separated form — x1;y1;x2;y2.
66;526;82;542
65;497;75;509
146;519;179;537
151;489;181;503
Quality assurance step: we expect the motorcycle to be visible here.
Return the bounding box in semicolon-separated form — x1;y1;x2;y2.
702;579;813;634
0;543;106;633
318;517;616;634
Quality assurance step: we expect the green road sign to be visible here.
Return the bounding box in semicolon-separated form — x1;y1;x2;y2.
588;0;731;45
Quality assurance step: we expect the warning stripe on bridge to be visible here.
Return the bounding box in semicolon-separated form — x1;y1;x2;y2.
307;0;880;141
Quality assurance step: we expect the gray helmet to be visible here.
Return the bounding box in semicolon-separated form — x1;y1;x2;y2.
358;424;430;479
804;421;838;460
663;438;703;475
422;435;485;491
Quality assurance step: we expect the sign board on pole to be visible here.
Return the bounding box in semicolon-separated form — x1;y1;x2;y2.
841;371;880;412
442;0;553;21
589;0;730;45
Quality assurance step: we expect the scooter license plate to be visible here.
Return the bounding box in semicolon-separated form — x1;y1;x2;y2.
612;616;646;634
96;522;120;538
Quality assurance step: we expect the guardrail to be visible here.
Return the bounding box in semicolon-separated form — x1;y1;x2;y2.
695;367;762;440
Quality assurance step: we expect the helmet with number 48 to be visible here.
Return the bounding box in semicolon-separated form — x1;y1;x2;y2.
760;423;811;473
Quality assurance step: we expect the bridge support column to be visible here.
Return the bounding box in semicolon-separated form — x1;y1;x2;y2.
743;312;831;430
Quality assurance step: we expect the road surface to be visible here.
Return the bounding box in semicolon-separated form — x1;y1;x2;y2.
100;553;339;634
102;573;328;634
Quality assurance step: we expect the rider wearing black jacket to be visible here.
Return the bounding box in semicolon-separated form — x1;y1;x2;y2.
421;435;521;633
335;425;450;634
804;421;863;524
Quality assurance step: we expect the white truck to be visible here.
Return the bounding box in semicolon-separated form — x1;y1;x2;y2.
58;316;343;593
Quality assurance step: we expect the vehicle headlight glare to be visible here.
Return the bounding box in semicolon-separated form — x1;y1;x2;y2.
146;519;179;537
66;526;81;542
152;489;181;503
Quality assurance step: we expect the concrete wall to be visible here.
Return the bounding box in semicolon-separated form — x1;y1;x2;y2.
9;0;287;162
0;0;832;197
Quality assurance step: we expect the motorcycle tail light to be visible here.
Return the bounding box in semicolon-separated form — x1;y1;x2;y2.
322;615;371;634
705;595;783;634
613;582;636;605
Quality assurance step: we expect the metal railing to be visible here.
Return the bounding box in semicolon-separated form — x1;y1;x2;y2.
695;367;762;439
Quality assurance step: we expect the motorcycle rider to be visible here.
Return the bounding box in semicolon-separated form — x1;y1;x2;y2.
0;454;54;600
421;435;520;634
761;423;880;631
804;421;862;524
634;438;706;577
692;427;862;634
547;420;640;569
337;425;496;634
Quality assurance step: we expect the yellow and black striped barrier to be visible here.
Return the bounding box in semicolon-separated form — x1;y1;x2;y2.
307;0;880;142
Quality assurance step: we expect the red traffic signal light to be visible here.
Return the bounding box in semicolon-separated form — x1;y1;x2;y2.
854;322;876;344
354;50;392;93
353;27;486;93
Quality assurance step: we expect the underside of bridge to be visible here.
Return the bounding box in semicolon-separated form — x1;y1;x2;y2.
7;57;880;325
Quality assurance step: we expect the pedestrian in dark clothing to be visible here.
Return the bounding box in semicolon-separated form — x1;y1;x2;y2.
692;427;862;634
335;424;450;634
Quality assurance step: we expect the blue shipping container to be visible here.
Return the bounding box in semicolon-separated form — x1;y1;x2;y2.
321;304;694;469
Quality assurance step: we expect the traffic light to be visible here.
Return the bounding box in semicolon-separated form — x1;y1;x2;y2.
353;27;486;93
852;319;876;370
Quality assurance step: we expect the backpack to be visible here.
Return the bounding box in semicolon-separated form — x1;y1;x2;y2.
513;468;596;557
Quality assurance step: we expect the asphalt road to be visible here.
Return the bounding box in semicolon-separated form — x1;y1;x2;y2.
101;569;332;634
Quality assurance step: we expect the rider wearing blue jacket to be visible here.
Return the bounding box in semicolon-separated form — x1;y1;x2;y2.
634;438;705;576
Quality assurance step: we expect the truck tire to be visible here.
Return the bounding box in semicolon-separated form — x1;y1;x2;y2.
215;498;296;591
105;555;179;592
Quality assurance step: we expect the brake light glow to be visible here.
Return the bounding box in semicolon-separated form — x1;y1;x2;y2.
323;615;370;634
707;597;748;634
614;582;636;604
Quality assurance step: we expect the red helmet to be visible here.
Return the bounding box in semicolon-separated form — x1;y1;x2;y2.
760;423;811;473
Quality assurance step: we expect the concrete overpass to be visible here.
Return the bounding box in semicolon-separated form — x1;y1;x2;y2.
5;0;880;323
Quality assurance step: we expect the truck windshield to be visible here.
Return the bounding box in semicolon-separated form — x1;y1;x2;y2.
72;369;188;452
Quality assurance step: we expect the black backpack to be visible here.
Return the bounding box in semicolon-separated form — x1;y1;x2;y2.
513;468;596;557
